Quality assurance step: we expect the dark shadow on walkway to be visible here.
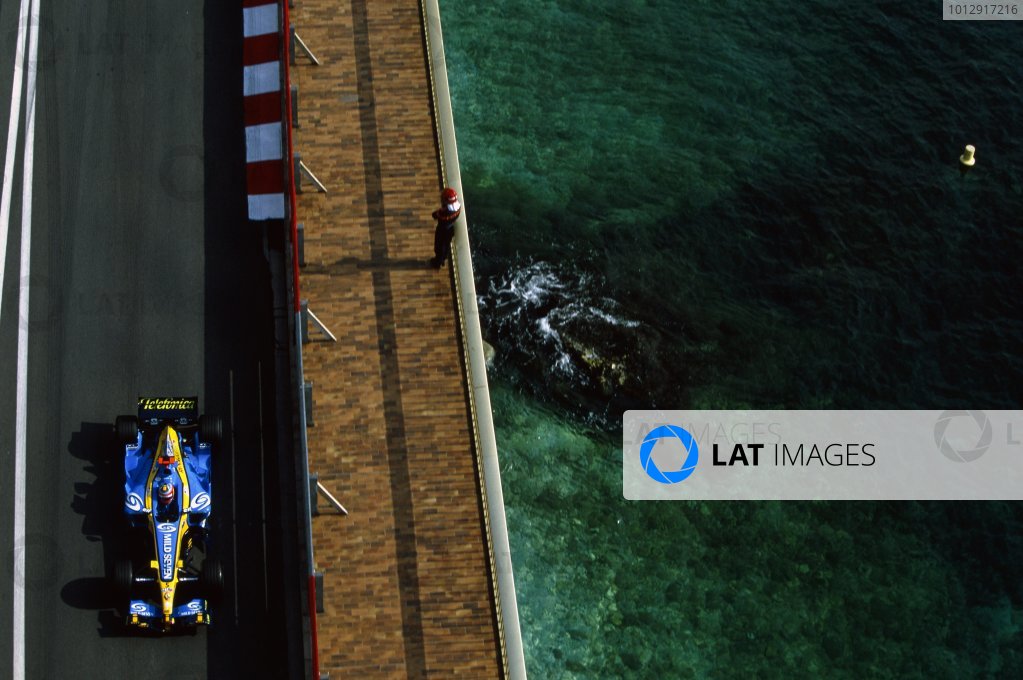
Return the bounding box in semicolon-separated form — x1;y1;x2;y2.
352;0;427;674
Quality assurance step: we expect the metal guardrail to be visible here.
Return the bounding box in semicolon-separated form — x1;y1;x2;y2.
278;1;324;678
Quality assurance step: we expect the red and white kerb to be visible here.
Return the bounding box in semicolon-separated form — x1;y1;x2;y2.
243;1;286;220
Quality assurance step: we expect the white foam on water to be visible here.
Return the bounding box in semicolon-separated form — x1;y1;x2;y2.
485;260;641;384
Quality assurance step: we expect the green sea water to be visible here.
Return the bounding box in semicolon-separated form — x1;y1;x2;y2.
441;1;1022;676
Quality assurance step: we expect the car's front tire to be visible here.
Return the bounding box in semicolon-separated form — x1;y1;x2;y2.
115;416;138;444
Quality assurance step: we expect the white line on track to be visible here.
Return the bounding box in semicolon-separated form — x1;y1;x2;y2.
12;1;39;680
0;0;32;323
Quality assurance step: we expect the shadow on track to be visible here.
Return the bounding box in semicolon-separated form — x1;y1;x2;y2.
64;422;124;636
202;2;304;679
65;421;171;638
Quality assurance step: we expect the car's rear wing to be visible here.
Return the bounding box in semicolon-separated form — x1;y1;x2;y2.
137;396;199;427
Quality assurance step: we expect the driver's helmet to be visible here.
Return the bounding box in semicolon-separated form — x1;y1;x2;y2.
158;483;175;506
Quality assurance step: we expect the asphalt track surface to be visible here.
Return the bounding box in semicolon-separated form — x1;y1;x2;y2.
0;3;302;678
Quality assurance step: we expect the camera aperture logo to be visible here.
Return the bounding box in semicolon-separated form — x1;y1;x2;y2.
639;425;699;484
934;410;993;462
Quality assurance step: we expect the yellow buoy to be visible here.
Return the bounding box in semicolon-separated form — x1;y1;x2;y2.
959;144;976;168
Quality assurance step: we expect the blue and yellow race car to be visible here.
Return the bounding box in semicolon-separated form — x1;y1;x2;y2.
112;397;224;631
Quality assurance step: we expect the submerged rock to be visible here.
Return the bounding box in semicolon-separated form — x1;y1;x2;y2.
480;260;687;422
482;339;496;367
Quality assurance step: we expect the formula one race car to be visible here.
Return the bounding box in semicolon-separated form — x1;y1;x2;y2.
112;397;224;631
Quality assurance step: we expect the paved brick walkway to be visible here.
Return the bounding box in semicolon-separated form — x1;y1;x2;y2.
290;0;502;677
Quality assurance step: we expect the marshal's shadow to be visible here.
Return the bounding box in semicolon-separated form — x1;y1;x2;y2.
63;421;141;637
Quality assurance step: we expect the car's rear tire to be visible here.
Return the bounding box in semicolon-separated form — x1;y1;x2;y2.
114;559;134;596
201;558;224;602
199;415;223;446
115;416;138;444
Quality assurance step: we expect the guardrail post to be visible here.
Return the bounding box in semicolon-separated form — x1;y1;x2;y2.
309;472;319;516
291;84;299;128
300;300;310;343
300;301;338;344
315;480;349;516
297;223;306;267
299;160;327;193
293;153;327;194
306;307;338;343
289;26;323;66
304;380;314;426
314;571;325;613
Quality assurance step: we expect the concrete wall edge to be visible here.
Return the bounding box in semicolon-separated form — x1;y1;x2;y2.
421;2;528;678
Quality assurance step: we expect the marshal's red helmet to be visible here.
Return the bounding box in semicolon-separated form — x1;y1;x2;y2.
442;188;459;204
158;483;175;506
